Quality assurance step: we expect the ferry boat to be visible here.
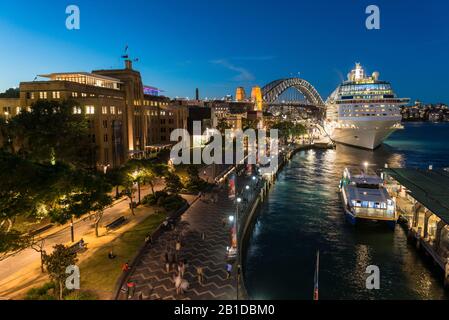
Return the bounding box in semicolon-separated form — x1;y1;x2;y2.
339;166;397;229
325;63;410;150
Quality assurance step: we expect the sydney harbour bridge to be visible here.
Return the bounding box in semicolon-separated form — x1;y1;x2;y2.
261;78;326;120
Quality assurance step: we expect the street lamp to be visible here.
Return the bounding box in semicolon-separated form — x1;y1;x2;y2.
363;161;369;173
235;197;242;300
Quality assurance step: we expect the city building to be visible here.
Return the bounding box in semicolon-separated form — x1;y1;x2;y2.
0;60;188;169
0;98;20;120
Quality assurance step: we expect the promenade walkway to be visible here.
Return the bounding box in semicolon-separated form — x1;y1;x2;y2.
125;190;238;300
124;173;258;300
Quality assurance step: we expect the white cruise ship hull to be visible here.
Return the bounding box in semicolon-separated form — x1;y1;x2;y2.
328;119;401;150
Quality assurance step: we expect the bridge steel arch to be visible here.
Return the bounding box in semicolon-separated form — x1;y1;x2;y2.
262;78;325;106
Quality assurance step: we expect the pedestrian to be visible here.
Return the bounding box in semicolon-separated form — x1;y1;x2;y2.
226;263;233;279
179;261;186;278
165;261;170;273
174;273;182;295
122;262;130;272
180;279;189;294
108;250;116;260
126;280;136;299
197;266;204;285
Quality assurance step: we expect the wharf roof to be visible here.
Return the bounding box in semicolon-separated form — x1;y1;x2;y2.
384;168;449;224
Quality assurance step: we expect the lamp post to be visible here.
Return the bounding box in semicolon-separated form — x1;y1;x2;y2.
235;197;242;300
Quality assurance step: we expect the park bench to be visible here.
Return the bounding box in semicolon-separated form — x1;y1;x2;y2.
69;241;88;254
28;224;54;237
105;216;127;231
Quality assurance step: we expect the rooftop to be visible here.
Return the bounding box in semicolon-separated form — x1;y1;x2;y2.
345;185;391;203
385;168;449;224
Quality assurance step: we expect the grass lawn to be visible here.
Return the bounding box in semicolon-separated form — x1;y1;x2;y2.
78;212;166;298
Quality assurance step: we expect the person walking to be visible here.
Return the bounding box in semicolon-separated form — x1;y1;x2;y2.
175;240;181;260
179;261;186;278
126;280;136;299
174;273;182;295
226;263;233;279
197;266;204;285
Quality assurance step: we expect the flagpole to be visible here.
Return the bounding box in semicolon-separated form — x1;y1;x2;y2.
313;250;320;301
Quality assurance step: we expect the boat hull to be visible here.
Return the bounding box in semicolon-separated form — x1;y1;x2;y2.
330;119;400;150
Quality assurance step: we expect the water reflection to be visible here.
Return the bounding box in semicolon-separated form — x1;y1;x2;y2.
244;123;449;300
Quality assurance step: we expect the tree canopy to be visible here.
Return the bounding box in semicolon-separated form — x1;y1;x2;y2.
1;99;94;168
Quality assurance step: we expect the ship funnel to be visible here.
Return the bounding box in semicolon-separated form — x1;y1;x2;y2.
372;72;380;81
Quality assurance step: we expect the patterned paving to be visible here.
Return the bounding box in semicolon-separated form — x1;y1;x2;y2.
125;190;240;300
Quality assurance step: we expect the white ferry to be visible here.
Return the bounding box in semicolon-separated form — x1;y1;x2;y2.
339;166;397;229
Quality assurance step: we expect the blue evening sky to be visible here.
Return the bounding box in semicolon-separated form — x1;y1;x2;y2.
0;0;448;103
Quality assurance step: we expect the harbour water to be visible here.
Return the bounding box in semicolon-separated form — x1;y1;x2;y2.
244;122;449;300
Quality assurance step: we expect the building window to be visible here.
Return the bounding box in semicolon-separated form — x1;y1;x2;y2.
102;120;108;128
102;106;108;114
85;106;95;114
73;106;82;114
104;134;108;142
117;107;122;115
104;148;109;163
16;107;22;114
52;91;60;99
39;92;47;99
72;92;78;98
81;93;87;97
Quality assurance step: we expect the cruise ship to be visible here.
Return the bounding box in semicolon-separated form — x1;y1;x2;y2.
325;63;409;149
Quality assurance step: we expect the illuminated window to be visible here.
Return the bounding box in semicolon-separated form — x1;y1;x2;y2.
73;106;82;114
39;92;47;99
117;107;122;115
85;106;95;114
110;106;116;114
52;91;60;99
102;106;108;114
72;92;78;98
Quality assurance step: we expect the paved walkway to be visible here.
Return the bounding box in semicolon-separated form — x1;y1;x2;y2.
127;186;243;300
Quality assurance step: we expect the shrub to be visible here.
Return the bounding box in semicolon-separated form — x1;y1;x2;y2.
25;282;57;300
64;290;98;300
142;191;186;212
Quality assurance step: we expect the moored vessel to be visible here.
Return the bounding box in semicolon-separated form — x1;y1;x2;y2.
325;63;409;150
339;166;397;229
